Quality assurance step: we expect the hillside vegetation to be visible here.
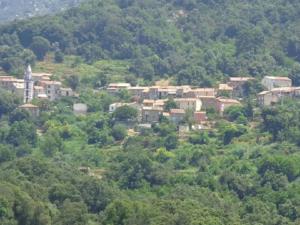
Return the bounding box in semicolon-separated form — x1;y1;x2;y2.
1;0;300;85
1;1;300;225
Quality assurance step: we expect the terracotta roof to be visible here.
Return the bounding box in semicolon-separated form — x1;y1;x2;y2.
40;80;62;85
264;76;291;81
142;106;163;111
219;83;233;91
19;104;39;109
175;98;199;102
199;96;216;99
191;88;215;91
34;86;44;90
258;91;271;96
229;77;254;82
170;108;185;114
143;99;155;103
194;111;206;115
32;73;52;77
128;87;148;90
217;98;240;104
271;87;294;92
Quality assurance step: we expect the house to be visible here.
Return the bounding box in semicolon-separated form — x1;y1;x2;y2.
228;77;255;97
142;106;163;123
31;72;52;83
216;98;241;116
174;98;202;112
184;88;216;98
0;76;20;89
34;86;46;98
142;99;167;108
109;102;126;113
60;88;74;97
194;111;207;124
170;108;186;124
218;83;233;97
73;103;88;116
199;96;217;110
147;86;160;99
39;80;62;101
176;85;192;98
19;103;40;117
127;87;149;99
257;87;297;106
11;82;24;98
143;99;156;107
107;83;131;94
228;77;254;88
261;76;292;91
170;109;207;125
158;87;177;99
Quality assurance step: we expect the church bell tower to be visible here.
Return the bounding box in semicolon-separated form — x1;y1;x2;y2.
24;65;34;103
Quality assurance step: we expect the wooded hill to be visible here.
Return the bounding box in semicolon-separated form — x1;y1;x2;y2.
1;0;300;85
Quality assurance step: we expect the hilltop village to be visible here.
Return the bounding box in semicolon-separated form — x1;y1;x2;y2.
106;75;297;131
0;65;298;135
0;66;298;132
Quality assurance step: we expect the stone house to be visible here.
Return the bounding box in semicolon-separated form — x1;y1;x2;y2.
216;98;241;116
33;86;46;98
142;106;163;123
127;87;149;99
261;76;292;91
218;83;233;97
31;72;52;83
170;108;186;124
174;98;202;112
228;77;255;97
257;87;299;106
199;96;217;110
107;83;131;94
60;88;74;97
73;103;88;116
39;80;62;101
184;88;216;98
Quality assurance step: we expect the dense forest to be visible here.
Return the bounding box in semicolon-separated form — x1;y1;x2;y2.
1;82;300;224
1;0;300;85
1;0;300;224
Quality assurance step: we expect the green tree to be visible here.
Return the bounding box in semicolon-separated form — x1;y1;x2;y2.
29;36;50;60
112;124;127;141
113;105;138;121
54;50;64;63
6;121;37;147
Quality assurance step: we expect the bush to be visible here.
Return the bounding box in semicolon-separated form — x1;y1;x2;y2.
112;124;127;141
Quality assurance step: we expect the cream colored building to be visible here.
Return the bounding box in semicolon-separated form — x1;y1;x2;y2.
174;98;202;112
257;87;299;106
261;76;292;91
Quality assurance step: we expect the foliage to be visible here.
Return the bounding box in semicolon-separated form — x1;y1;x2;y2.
113;105;137;121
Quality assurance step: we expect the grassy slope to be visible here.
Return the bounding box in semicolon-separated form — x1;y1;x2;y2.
34;54;133;82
